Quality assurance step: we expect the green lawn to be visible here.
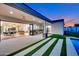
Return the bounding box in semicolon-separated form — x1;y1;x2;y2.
25;38;51;56
64;33;79;38
49;34;67;56
7;39;45;56
42;38;59;56
50;34;66;39
7;34;67;56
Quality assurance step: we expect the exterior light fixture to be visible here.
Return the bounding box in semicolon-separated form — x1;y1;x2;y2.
10;11;13;14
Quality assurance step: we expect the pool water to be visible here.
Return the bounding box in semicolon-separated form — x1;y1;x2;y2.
71;38;79;55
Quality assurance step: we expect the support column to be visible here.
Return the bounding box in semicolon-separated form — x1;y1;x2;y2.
43;21;48;38
29;24;34;35
0;33;1;42
0;21;1;42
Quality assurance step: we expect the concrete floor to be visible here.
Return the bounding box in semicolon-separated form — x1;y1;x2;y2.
0;34;79;56
0;34;43;56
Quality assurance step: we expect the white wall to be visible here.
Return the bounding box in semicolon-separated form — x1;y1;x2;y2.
50;21;64;35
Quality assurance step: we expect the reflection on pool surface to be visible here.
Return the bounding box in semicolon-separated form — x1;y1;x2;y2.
71;38;79;55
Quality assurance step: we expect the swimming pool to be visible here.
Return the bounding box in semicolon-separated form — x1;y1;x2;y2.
71;38;79;55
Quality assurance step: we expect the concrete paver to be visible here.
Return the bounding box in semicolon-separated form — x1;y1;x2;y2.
49;39;63;56
15;38;50;56
0;34;43;55
66;37;78;56
32;38;56;56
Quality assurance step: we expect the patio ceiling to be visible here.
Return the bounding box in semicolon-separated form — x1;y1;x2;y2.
0;4;45;25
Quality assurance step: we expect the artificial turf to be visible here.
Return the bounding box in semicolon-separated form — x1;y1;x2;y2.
7;38;45;56
64;33;79;38
7;34;66;56
60;38;67;56
24;38;52;56
50;34;66;39
42;38;58;56
42;34;66;56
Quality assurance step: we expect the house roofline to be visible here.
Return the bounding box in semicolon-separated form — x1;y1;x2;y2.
5;3;64;24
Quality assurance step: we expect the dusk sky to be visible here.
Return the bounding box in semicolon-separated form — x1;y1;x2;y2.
26;3;79;26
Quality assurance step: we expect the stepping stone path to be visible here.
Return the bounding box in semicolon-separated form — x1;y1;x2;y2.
49;39;63;56
7;37;79;56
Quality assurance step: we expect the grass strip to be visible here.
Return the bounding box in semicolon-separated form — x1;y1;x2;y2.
42;38;59;56
64;33;79;38
50;34;66;39
24;38;52;56
60;38;67;56
7;39;45;56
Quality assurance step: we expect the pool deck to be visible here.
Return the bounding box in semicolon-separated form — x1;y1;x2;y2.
0;34;43;55
0;35;79;56
66;37;78;56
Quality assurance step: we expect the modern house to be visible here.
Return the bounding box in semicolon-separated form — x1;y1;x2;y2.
1;3;79;56
0;3;64;40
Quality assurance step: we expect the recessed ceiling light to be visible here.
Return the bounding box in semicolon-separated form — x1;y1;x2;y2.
10;11;13;14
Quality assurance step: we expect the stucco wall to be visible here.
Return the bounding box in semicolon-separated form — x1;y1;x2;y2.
50;21;64;35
